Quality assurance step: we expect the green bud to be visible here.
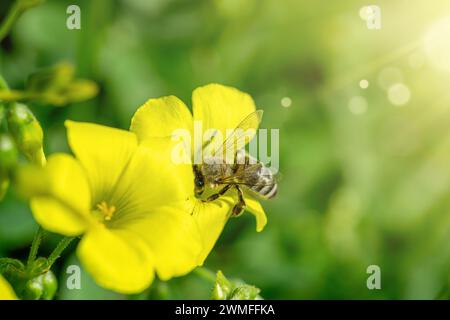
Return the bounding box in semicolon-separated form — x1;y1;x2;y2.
40;271;57;300
229;285;261;300
211;270;261;300
0;134;18;200
211;271;232;300
7;103;46;166
22;276;44;300
0;133;18;170
22;270;57;300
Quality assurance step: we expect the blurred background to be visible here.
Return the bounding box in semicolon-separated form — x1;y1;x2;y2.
0;0;449;299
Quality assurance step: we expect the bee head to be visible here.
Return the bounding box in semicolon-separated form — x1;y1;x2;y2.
195;177;205;196
193;165;205;196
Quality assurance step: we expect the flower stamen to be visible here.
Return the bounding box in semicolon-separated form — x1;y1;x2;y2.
96;201;116;221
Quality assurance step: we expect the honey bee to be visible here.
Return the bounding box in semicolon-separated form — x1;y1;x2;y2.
193;110;278;216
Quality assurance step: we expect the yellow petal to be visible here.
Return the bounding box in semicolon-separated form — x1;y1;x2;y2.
30;153;91;236
191;198;234;264
100;140;199;280
130;96;193;142
244;193;267;232
0;275;17;300
65;121;137;205
113;204;202;281
77;224;155;294
109;142;194;216
192;84;258;141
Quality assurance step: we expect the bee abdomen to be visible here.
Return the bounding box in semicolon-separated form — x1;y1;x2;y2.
251;166;278;199
253;183;278;199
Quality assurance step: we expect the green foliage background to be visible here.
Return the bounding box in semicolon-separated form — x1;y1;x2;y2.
0;0;449;299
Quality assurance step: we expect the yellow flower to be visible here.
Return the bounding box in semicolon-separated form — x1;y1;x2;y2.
29;121;203;293
130;83;268;262
27;83;267;293
0;275;17;300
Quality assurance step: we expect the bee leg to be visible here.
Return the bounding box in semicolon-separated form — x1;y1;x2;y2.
203;184;232;202
232;186;246;216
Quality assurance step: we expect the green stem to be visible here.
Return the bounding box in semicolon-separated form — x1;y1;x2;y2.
0;0;45;42
0;257;25;270
193;266;216;283
0;0;46;42
0;2;23;42
46;236;75;269
27;226;44;266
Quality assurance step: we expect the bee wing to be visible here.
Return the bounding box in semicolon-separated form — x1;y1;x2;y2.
216;163;280;187
206;110;264;160
217;180;278;187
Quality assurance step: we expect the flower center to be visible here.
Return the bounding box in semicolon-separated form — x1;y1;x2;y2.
96;201;116;221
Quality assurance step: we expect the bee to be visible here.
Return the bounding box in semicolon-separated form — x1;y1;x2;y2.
193;110;278;216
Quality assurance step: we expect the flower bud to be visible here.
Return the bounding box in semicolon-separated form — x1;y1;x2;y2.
229;285;261;300
40;270;57;300
0;133;18;170
0;133;18;200
7;103;46;166
22;270;57;300
22;276;44;300
211;271;232;300
211;270;261;300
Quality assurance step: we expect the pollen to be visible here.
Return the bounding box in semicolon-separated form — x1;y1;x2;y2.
96;201;116;221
